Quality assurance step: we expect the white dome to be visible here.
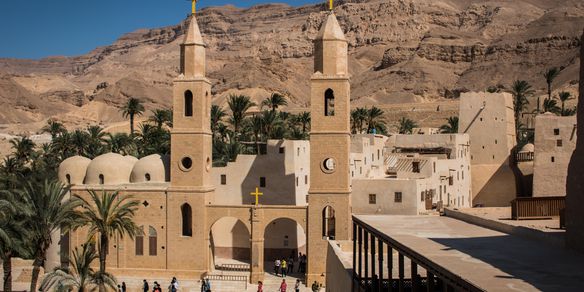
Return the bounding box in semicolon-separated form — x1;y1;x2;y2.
85;153;137;185
130;154;170;183
58;156;91;185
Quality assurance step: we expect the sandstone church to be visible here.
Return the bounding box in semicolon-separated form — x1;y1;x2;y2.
53;8;353;286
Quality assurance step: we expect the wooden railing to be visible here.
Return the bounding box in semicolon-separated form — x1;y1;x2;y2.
206;274;248;289
215;263;250;272
511;196;565;220
352;216;485;292
514;152;534;163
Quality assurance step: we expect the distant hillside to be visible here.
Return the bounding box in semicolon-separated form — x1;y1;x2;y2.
0;0;582;132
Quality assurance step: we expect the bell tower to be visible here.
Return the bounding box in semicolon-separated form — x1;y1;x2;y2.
307;12;352;284
167;14;214;275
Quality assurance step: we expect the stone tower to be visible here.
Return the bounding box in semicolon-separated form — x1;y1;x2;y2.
167;15;214;274
307;12;352;284
566;28;584;253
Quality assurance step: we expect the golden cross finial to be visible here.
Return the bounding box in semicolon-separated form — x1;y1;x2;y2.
250;187;263;206
192;0;197;14
329;0;333;10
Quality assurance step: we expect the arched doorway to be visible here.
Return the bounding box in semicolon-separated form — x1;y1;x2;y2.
322;206;336;239
209;217;251;270
263;218;306;276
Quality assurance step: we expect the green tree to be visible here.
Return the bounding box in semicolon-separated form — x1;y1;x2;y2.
227;95;255;138
542;98;560;114
211;105;227;142
41;120;66;140
17;180;80;292
73;190;140;292
135;123;170;157
148;109;172;129
366;106;386;134
120;98;145;135
397;117;418;134
351;108;368;134
86;126;107;159
543;67;560;113
0;192;31;292
71;130;89;157
511;80;534;129
440;117;459;133
9;137;35;165
106;133;135;155
558;91;574;116
41;242;116;292
249;115;263;154
261;93;288;112
296;111;311;136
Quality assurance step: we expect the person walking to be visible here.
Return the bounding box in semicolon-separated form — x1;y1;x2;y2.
205;278;211;292
295;279;301;292
122;282;127;292
288;256;294;274
257;281;263;292
281;259;287;277
274;259;281;276
279;279;287;292
311;281;321;292
200;280;207;292
143;280;149;292
117;284;122;292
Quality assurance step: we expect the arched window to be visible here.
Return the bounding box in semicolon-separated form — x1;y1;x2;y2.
324;89;335;116
65;174;71;185
322;206;336;239
145;173;151;182
99;174;104;185
135;226;144;256
148;226;157;256
184;90;193;117
181;204;193;237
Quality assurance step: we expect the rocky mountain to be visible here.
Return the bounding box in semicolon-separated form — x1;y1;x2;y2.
0;0;582;132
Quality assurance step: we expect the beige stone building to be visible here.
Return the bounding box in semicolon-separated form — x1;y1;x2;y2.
458;92;517;206
532;113;577;197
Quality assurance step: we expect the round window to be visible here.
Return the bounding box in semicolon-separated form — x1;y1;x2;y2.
181;157;193;171
322;158;336;173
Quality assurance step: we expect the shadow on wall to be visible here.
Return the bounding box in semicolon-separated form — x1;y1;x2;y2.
264;218;306;262
429;235;584;291
210;217;251;264
240;141;299;205
473;162;517;207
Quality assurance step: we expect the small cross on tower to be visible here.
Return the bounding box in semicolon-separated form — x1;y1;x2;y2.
250;187;263;206
192;0;198;14
329;0;333;10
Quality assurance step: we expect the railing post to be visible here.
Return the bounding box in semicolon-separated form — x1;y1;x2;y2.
411;260;418;292
398;253;404;292
364;229;369;288
388;246;393;290
358;225;363;286
353;221;357;292
378;239;383;292
371;232;376;290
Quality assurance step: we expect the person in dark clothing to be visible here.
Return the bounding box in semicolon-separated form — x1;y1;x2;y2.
143;280;149;292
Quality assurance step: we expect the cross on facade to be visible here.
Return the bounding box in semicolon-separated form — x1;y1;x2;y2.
250;187;263;206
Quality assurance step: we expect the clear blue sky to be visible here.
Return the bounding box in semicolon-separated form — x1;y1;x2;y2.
0;0;319;60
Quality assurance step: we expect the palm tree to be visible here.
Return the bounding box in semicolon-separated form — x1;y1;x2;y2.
106;133;135;155
227;95;255;137
351;108;368;134
17;180;80;292
73;190;140;292
41;242;116;292
249;115;263;154
558;91;574;116
261;93;288;112
296;111;311;135
261;110;284;139
511;80;534;127
397;117;418;134
542;98;560;114
211;105;227;141
0;192;31;292
149;109;172;129
366;106;386;134
440;117;459;133
42;120;66;139
86;126;107;158
543;67;560;113
9;137;35;164
71;130;89;156
120;98;145;135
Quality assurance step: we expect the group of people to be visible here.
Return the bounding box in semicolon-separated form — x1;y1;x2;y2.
257;279;302;292
273;252;308;277
117;282;127;292
141;277;179;292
